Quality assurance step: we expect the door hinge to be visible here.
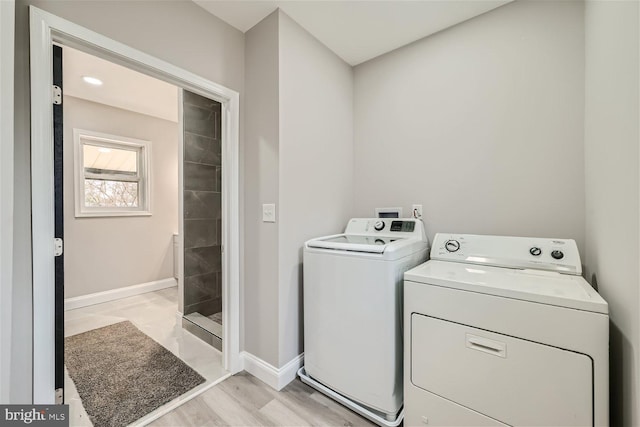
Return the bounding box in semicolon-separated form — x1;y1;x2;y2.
54;238;63;257
55;388;63;404
53;85;62;105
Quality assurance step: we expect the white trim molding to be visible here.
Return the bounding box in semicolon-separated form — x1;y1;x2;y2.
241;352;304;391
30;6;242;403
0;0;15;405
177;91;185;315
64;278;177;311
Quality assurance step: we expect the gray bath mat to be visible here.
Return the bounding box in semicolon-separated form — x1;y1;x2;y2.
65;321;205;427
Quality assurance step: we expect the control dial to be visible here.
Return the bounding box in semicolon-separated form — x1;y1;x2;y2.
445;240;461;253
529;247;542;257
373;221;385;231
551;250;564;260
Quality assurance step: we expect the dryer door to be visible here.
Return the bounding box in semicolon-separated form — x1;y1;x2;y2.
411;314;592;426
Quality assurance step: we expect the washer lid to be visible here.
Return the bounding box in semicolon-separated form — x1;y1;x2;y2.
405;260;608;314
305;218;429;258
306;234;406;254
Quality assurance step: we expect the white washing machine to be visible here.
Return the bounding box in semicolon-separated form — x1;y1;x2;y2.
404;234;609;427
299;218;429;426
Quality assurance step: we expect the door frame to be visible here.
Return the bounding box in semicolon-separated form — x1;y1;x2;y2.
30;6;242;403
0;0;15;405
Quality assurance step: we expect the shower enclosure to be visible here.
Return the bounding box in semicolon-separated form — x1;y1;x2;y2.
181;90;223;350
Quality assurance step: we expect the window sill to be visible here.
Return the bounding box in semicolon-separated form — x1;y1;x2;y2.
75;210;152;218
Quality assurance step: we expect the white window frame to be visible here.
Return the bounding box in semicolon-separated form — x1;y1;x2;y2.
73;129;152;217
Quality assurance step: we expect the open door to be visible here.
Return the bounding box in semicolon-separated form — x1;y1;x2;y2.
53;44;65;403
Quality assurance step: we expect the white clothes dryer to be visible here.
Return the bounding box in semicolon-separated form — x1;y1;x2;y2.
404;233;609;427
299;218;429;426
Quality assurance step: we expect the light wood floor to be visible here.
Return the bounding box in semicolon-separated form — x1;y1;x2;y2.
150;372;376;427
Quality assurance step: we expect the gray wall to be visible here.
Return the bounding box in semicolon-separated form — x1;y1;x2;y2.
63;96;178;299
12;0;244;402
353;0;586;251
244;10;354;368
277;11;354;366
244;11;281;367
584;1;640;425
183;90;223;317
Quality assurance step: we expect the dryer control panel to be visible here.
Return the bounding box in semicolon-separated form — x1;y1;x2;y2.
431;233;582;275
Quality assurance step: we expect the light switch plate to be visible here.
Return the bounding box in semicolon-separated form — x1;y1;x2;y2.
263;203;276;222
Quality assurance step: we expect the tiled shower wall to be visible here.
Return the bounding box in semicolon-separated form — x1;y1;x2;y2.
183;90;222;317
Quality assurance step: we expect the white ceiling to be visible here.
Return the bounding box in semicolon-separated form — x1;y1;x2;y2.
62;2;511;118
63;46;179;122
83;143;137;173
194;0;512;66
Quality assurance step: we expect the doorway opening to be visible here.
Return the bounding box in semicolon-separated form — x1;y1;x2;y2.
56;44;229;424
29;6;241;407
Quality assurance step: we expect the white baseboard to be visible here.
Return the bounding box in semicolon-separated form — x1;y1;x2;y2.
241;351;304;391
64;278;177;311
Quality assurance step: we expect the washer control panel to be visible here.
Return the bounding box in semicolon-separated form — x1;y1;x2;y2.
344;218;424;239
431;233;582;275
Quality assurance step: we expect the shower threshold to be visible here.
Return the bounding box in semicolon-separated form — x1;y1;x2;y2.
183;312;223;351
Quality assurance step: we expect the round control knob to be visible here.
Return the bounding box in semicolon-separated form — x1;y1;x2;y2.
373;221;385;231
529;247;542;257
445;240;461;253
551;250;564;260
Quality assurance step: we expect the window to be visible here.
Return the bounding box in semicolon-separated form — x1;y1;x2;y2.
74;129;151;217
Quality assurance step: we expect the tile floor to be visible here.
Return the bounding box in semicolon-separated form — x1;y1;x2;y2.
64;287;228;426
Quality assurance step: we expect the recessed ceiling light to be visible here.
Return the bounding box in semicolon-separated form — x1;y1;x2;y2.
98;147;111;153
82;76;103;86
